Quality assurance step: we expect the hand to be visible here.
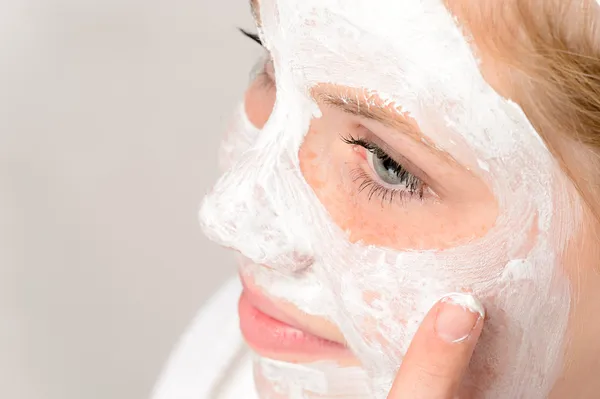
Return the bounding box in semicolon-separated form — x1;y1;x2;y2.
387;293;485;399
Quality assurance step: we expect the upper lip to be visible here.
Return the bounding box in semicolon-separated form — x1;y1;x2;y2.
240;275;308;329
239;273;346;346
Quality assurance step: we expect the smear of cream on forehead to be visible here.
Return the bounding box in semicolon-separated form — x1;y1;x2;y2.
199;0;580;398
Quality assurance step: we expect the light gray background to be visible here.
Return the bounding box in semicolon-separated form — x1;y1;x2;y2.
0;1;257;398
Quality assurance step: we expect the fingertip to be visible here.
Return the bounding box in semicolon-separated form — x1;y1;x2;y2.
387;293;485;399
434;293;485;344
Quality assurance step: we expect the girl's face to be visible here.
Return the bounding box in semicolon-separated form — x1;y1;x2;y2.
200;0;590;398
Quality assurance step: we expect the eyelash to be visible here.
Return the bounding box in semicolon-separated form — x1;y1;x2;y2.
240;28;425;205
239;28;262;45
239;28;275;90
341;135;425;204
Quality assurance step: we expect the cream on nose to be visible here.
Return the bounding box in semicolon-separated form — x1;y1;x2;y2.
199;158;315;274
218;103;261;172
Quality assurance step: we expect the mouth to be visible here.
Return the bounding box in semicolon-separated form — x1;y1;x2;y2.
238;275;353;363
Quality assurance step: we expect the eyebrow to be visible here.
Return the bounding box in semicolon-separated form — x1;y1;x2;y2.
318;90;466;170
313;89;430;145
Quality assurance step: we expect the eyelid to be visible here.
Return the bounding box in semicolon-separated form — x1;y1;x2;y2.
342;136;429;204
348;128;433;188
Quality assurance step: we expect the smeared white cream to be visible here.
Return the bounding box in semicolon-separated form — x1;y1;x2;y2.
218;102;261;172
253;356;371;398
440;293;486;319
199;0;580;397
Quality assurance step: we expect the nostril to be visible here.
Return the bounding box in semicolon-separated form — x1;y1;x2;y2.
266;251;315;274
289;252;315;273
236;251;315;275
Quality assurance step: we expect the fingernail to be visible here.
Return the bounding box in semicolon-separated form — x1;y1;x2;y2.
434;293;485;343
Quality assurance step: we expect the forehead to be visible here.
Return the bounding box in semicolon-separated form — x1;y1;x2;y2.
262;0;475;91
257;0;550;175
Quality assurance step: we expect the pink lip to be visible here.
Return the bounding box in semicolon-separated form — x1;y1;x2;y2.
238;277;351;360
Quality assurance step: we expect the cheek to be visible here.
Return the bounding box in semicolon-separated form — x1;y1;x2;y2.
299;124;372;238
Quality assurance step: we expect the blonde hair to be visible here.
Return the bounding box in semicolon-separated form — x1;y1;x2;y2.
452;0;600;215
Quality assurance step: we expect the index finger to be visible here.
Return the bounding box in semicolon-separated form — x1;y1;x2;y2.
388;293;485;399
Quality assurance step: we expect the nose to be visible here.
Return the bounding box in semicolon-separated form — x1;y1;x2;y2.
199;149;315;274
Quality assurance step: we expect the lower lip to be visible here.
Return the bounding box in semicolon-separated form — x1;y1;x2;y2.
238;291;350;360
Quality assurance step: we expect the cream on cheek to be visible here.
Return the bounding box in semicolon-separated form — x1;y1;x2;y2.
199;1;581;398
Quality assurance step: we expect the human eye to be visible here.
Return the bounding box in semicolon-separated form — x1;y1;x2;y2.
341;135;428;204
239;28;275;90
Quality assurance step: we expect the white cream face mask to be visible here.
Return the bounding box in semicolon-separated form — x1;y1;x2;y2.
200;0;579;398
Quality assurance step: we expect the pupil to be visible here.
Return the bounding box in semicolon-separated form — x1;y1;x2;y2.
374;153;403;185
382;157;395;173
